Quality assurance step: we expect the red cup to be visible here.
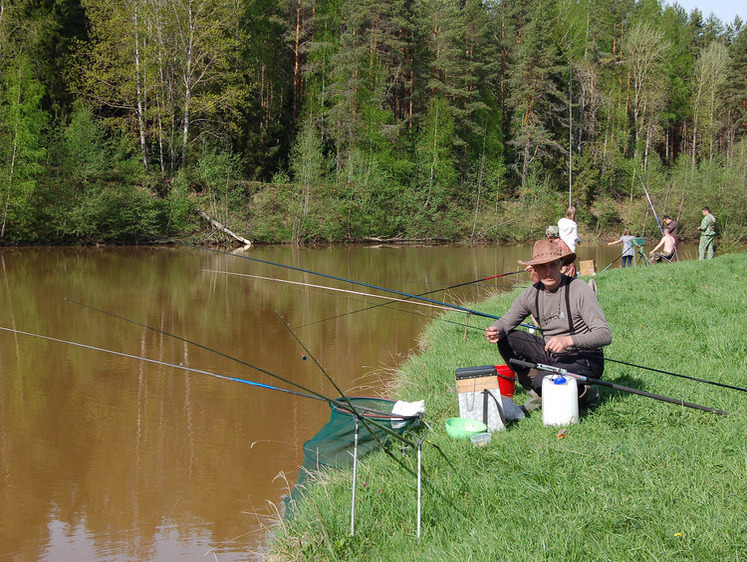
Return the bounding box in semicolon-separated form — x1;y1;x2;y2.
495;364;516;397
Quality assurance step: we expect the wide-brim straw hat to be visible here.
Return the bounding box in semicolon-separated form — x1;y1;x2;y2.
518;239;576;267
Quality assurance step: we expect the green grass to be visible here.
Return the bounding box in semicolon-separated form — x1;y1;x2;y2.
269;253;747;561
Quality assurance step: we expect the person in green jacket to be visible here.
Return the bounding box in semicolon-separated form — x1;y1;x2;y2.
698;207;717;260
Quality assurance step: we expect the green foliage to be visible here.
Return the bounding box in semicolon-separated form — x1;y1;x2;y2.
166;171;197;235
0;55;48;241
64;182;165;243
0;0;746;245
61;103;108;181
407;97;458;236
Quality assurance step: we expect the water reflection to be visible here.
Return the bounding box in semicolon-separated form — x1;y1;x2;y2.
0;242;692;559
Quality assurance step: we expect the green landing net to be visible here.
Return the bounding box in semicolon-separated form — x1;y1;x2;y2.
285;397;420;512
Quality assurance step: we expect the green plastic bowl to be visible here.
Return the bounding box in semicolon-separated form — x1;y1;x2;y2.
445;417;488;439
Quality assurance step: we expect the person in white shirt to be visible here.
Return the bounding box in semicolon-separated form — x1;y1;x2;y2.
557;206;580;253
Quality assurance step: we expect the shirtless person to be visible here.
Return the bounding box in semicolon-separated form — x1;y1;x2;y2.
649;231;676;263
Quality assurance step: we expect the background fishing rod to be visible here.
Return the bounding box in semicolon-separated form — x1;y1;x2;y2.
601;254;622;273
180;241;535;329
293;270;527;330
637;173;665;237
509;359;726;415
0;326;332;403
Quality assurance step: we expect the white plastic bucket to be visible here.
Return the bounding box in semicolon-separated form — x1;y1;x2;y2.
542;374;579;427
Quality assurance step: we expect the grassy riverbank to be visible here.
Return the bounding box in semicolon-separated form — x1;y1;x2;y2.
268;253;747;561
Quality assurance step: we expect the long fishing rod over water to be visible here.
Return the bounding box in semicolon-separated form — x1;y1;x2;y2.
61;299;415;425
176;241;535;329
0;326;329;402
204;269;527;330
295;269;527;330
185;242;738;395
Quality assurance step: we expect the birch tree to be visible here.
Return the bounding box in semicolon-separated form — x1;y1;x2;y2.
79;0;246;171
0;55;46;239
624;21;669;167
691;40;730;164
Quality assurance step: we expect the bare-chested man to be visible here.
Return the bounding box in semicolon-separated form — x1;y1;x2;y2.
649;232;676;263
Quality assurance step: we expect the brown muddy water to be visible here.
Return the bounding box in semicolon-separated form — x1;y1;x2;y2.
0;242;690;560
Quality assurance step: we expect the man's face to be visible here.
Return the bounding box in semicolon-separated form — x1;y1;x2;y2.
533;259;563;291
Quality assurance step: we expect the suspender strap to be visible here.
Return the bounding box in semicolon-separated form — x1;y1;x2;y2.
565;277;575;335
534;276;576;335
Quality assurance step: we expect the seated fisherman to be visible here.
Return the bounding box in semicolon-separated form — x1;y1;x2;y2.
485;240;612;412
649;231;676;263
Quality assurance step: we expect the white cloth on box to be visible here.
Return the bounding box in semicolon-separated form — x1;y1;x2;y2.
391;400;425;429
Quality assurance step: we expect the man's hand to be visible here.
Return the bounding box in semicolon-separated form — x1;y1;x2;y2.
545;335;574;353
485;326;500;344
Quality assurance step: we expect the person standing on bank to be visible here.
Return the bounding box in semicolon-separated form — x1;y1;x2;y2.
485;240;612;413
557;206;580;253
607;228;636;267
698;207;717;260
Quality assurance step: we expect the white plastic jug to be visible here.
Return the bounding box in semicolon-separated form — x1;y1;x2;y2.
542;374;579;426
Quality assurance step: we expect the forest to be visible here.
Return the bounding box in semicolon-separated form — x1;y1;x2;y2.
1;0;746;245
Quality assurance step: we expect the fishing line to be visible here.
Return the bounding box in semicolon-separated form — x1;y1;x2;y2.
604;357;747;393
0;326;326;402
167;240;535;328
273;311;417;454
62;299;403;418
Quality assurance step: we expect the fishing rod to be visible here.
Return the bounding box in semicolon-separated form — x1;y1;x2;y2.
638;173;665;237
194;241;739;398
0;326;329;402
232;259;738;396
204;270;455;313
63;299;413;420
294;270;527;330
604;357;747;394
170;241;536;328
600;254;622;273
509;359;726;415
205;268;527;331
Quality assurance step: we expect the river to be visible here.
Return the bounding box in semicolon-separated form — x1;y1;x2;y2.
0;241;694;559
